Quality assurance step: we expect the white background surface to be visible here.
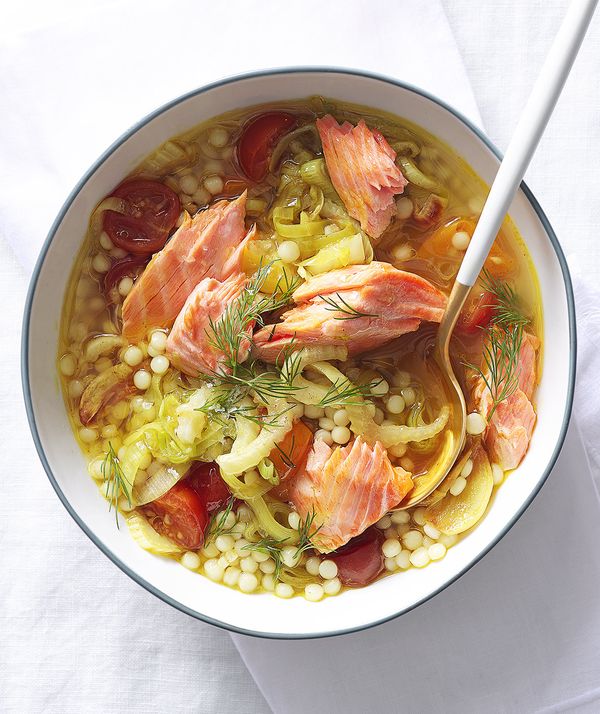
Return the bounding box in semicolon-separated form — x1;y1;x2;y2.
2;1;599;712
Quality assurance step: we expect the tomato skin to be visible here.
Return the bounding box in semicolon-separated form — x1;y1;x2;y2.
103;255;148;297
329;527;384;587
269;421;313;501
185;461;231;514
238;112;297;182
142;482;208;550
103;179;180;255
457;290;498;334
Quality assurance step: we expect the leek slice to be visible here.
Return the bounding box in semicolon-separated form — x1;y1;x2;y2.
397;156;440;191
299;233;365;276
248;496;297;542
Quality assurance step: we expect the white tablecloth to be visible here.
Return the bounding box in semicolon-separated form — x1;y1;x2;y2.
2;1;600;712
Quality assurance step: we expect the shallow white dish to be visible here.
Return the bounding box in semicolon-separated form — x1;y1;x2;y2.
22;68;575;639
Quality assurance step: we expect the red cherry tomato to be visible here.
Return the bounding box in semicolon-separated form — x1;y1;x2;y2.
329;527;384;587
103;179;180;255
142;482;208;550
238;112;297;182
269;421;314;501
457;290;498;334
185;461;231;514
103;255;148;297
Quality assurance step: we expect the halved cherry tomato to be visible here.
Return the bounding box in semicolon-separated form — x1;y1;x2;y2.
329;526;384;587
238;112;297;182
269;421;313;500
103;179;180;255
185;461;231;514
142;482;208;550
457;290;498;334
103;255;149;297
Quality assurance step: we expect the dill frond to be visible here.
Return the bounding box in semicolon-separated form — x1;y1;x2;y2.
242;537;288;579
101;442;131;528
318;292;378;320
293;509;322;559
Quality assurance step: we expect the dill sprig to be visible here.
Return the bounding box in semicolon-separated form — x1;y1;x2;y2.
481;268;530;329
318;292;378;320
273;436;296;469
316;376;381;408
101;442;131;528
242;537;288;579
206;496;236;541
294;509;322;558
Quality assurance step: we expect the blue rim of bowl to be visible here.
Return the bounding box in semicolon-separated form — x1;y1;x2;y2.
21;66;577;640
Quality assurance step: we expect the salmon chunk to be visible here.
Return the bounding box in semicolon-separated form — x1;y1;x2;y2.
289;437;413;553
122;192;249;341
253;262;446;362
473;331;539;470
165;272;248;376
316;115;407;238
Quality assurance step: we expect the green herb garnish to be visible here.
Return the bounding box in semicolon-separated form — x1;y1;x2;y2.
101;442;131;528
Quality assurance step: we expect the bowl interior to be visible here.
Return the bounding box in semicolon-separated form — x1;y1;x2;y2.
23;70;574;638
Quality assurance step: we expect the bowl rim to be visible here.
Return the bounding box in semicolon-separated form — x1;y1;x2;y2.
21;66;577;640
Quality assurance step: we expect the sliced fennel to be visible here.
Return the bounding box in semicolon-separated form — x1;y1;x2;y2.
299;233;365;276
126;511;182;555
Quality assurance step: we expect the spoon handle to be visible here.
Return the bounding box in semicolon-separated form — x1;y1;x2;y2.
456;0;597;288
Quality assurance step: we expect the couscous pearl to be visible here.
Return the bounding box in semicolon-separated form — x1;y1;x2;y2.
79;427;98;443
323;577;342;595
179;173;199;195
384;527;398;540
99;231;114;250
424;523;441;539
181;551;201;570
193;187;211;206
234;539;250;555
259;559;276;574
391;510;410;525
429;543;447;560
305;556;321;576
314;429;333;444
123;346;144;367
412;508;427;526
117;277;133;297
331;426;351;445
131;396;146;413
385;557;398;571
111;248;127;260
68;380;84;399
262;574;276;591
111;401;130;420
222;550;239;566
371;378;389;396
466;412;487;435
450;476;467;496
60;354;77;377
318;417;335;431
276;583;294;598
318;560;338;580
209;127;230;147
149;330;168;353
305;584;324;602
374;408;385;425
461;459;474;479
204;175;224;195
439;533;458;548
386;395;406;414
389;443;407;458
240;556;259;573
151;355;170;375
410;546;431;568
281;546;300;568
395;550;411;569
134;369;151;390
382;538;402;558
403;530;424;550
277;240;301;263
92;253;111;273
238;572;258;593
237;505;253;523
376;515;392;530
101;424;118;439
333;408;350;427
251;549;270;564
396;196;414;220
218;510;237;531
396;523;411;537
89;458;104;480
392;370;411;388
304;404;325;420
288;511;301;530
451;230;471;251
422;535;435;548
203;559;224;581
223;567;241;587
401;387;416;406
400;457;414;472
215;535;235;552
230;522;246;538
492;463;504;485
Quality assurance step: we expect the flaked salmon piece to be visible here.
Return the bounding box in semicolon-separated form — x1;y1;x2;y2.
122;193;248;342
288;437;413;553
473;330;539;470
316;115;407;239
253;262;446;362
165;272;249;376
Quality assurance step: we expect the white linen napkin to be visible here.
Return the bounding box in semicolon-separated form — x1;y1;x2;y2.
3;2;600;713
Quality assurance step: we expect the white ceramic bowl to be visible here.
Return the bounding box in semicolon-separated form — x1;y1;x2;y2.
22;69;575;639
